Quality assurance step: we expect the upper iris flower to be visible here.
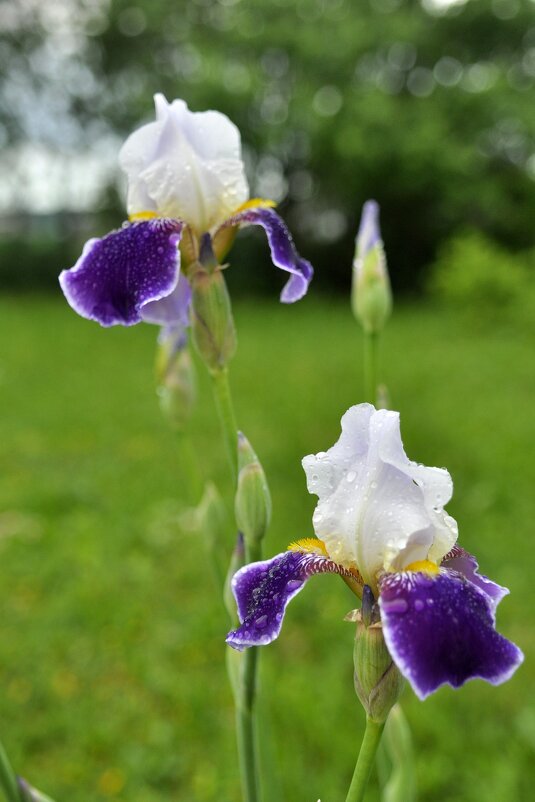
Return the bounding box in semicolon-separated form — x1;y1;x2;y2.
59;94;313;330
226;404;523;699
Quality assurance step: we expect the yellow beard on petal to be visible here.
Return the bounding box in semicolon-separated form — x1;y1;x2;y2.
404;559;440;576
129;211;159;222
288;538;329;557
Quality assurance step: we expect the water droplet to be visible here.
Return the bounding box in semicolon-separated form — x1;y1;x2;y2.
414;599;424;611
157;246;164;254
317;451;327;460
383;598;408;614
427;597;434;606
286;579;302;592
346;471;357;483
255;615;268;629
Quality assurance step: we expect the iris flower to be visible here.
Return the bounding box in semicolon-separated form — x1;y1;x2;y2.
59;95;313;331
226;404;523;699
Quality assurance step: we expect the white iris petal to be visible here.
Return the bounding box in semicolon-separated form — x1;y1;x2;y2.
119;94;249;234
302;404;458;588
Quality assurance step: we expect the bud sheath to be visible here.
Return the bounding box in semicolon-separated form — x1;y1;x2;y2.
190;265;237;372
353;614;404;724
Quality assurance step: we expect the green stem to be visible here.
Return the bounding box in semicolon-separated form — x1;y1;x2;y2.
364;332;379;406
210;368;261;802
345;717;385;802
235;539;261;802
210;368;238;481
236;649;259;802
0;741;20;802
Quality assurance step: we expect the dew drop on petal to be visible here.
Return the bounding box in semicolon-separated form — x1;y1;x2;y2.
255;615;268;629
382;598;408;614
346;471;357;482
286;579;302;592
414;599;424;611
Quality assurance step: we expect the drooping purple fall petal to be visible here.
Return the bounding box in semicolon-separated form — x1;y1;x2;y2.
226;550;354;651
220;206;313;303
379;568;523;700
441;545;509;618
142;271;192;330
59;219;184;326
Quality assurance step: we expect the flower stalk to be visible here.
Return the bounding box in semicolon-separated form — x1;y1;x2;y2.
210;367;239;482
345;717;385;802
364;331;379;406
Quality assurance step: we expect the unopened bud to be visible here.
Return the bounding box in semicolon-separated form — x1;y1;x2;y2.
181;482;229;592
155;329;196;430
352;200;392;334
235;433;271;547
353;586;404;723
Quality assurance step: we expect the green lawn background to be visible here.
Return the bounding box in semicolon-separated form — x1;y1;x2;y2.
0;295;533;801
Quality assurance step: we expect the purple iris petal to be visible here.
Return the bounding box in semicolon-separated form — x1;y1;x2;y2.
379;569;523;700
59;219;184;326
223;207;313;303
142;271;192;330
226;550;353;651
441;545;509;617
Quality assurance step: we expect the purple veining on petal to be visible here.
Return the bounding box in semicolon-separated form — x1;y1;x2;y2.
59;219;184;327
441;545;509;618
356;200;381;257
221;207;313;303
378;569;523;700
226;550;352;651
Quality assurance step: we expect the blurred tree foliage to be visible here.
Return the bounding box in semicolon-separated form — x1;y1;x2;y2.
1;0;534;294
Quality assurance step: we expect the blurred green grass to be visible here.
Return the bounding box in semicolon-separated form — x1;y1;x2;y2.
0;295;533;802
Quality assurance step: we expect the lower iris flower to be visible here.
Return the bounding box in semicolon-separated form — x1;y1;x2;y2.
59;94;312;334
226;404;523;699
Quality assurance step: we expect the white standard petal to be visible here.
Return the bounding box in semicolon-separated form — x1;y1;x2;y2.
302;404;458;589
119;94;249;232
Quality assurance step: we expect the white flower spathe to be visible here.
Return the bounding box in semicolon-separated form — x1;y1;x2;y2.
119;94;249;234
302;404;458;588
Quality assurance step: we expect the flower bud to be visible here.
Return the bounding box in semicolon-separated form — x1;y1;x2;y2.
235;433;271;548
351;200;392;334
155;330;196;430
353;587;404;723
190;263;237;373
181;482;229;592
